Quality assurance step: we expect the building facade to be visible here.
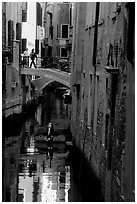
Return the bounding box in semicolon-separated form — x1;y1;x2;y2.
43;2;72;72
70;2;135;202
2;2;22;117
2;2;45;118
21;2;45;68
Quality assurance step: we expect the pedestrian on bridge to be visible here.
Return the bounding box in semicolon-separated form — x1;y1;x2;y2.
22;48;29;67
29;49;37;68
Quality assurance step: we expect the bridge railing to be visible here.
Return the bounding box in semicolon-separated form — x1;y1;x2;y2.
21;56;71;73
42;57;70;73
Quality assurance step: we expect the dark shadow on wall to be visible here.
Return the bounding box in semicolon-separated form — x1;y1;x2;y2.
68;145;104;202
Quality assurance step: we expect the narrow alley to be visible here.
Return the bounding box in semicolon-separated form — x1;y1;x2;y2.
2;2;135;202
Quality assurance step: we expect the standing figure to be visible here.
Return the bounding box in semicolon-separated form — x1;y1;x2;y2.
47;122;54;146
22;48;29;67
29;49;37;68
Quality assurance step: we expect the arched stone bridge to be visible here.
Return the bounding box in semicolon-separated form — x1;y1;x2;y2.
21;68;70;95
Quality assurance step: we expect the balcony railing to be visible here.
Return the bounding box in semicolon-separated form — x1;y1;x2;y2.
21;56;70;73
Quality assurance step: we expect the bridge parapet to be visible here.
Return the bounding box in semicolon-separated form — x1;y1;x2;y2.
21;68;70;88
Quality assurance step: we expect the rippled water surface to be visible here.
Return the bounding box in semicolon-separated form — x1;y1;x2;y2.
3;88;103;202
3;88;72;202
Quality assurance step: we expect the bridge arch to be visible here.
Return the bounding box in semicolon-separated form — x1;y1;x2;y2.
33;78;70;95
21;68;70;88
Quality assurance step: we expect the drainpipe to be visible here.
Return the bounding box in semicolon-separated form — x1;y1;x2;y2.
92;2;100;135
36;3;37;67
93;2;100;70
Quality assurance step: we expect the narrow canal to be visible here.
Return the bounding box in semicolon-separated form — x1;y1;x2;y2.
2;85;103;202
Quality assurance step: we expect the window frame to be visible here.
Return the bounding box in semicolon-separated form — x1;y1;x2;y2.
61;24;69;39
60;47;68;58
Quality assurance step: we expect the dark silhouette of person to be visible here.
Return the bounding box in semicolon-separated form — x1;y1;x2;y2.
47;123;54;146
29;49;37;68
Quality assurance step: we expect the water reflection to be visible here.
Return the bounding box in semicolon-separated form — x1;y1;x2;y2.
3;119;71;202
35;104;42;126
3;88;72;202
3;87;103;202
18;147;70;202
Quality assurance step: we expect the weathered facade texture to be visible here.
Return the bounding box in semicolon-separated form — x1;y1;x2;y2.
2;2;22;117
21;2;45;68
70;2;135;202
2;2;45;117
43;2;72;71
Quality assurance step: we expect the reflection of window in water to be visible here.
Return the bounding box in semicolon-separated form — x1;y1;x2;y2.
5;186;11;202
18;189;25;202
58;172;66;201
30;122;34;135
25;121;31;134
35;104;42;125
56;99;60;117
59;172;66;184
29;161;37;177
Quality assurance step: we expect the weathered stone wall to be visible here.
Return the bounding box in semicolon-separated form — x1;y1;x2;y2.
71;2;134;202
3;3;26;117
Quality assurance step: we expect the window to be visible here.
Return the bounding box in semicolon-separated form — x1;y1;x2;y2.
16;22;21;40
60;47;68;58
35;39;39;54
105;113;109;150
76;84;80;100
80;72;86;122
22;10;27;22
36;3;42;26
2;69;6;94
47;46;52;57
126;2;135;64
8;20;14;62
69;7;72;26
61;24;69;38
49;26;53;39
88;74;93;129
22;2;27;22
22;39;27;53
93;75;99;135
57;25;59;38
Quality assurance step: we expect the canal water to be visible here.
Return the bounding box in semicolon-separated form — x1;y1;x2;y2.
2;86;103;202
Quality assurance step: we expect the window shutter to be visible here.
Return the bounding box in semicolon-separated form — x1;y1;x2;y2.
16;22;21;40
22;39;27;53
35;39;39;54
8;20;14;62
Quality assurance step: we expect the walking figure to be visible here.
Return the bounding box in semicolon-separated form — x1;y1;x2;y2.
22;48;29;67
47;122;54;147
29;49;37;68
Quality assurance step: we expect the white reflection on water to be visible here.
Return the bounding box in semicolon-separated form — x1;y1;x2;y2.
18;153;70;202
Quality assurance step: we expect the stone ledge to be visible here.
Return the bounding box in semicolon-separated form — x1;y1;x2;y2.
5;97;22;109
